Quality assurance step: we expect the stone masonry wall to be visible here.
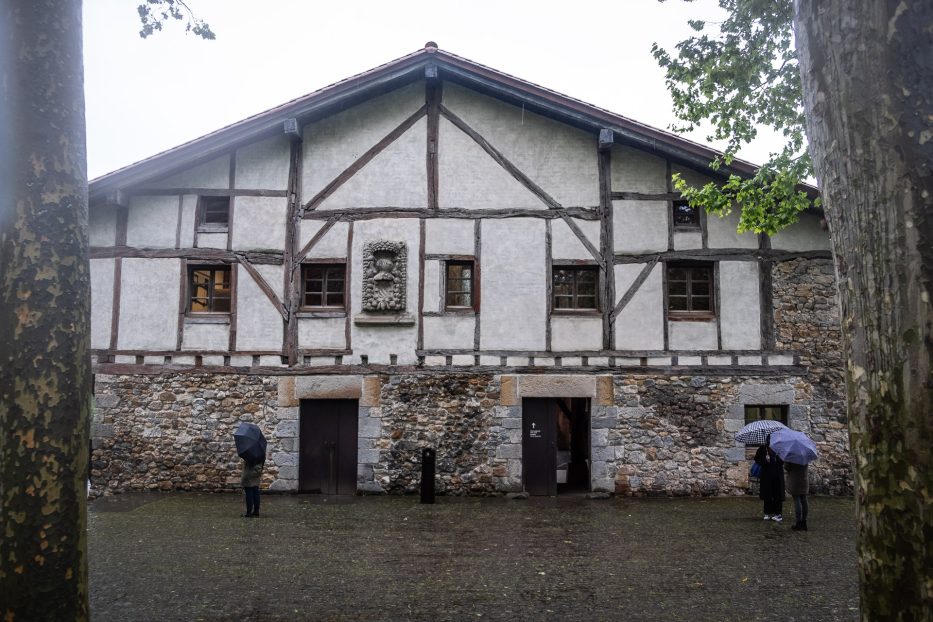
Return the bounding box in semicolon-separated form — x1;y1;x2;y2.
91;374;279;494
772;258;851;492
373;374;506;495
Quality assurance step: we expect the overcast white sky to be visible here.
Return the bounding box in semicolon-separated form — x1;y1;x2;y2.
83;0;784;180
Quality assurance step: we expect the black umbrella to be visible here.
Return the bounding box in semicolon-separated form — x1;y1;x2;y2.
233;422;267;465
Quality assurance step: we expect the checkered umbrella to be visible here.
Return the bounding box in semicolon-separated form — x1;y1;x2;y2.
734;419;788;445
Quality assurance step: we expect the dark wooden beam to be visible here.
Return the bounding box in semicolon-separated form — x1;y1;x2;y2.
304;104;427;211
598;145;614;349
611;191;682;201
426;79;441;210
294;216;339;263
129;188;288;198
302;207;600;221
612;257;660;318
228;259;238;351
90;246;284;265
598;128;614;151
283;139;302;365
545;219;553;351
237;256;288;320
417;219;426;350
473;219;482;350
344;222;354;351
283;118;301;142
614;249;833;263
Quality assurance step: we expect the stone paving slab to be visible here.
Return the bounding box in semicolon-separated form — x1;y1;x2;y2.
88;494;858;621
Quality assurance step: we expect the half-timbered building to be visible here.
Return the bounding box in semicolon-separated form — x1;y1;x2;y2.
88;44;850;496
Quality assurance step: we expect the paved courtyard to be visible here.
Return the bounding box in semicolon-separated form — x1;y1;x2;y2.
89;493;858;621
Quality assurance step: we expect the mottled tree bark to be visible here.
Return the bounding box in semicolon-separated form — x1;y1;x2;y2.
0;1;91;619
795;1;932;619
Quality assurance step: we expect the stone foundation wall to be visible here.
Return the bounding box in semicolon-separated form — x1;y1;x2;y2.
91;374;279;494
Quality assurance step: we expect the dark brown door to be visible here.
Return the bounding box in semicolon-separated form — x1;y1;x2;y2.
522;398;557;496
299;399;358;495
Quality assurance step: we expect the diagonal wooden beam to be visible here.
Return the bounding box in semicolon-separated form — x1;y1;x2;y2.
236;254;288;320
440;104;603;267
303;105;427;211
294;216;339;265
611;256;660;320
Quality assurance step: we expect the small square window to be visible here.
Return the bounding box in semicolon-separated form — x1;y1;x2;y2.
198;196;230;229
445;260;475;310
188;265;231;314
301;263;346;309
667;263;714;317
552;266;599;311
672;199;700;229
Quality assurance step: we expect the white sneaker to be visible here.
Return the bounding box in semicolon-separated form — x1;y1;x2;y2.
772;514;783;522
763;515;772;520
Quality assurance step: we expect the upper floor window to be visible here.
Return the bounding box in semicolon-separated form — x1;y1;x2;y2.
302;263;346;309
198;196;230;229
667;263;714;317
445;260;476;310
672;199;700;229
188;265;232;313
552;266;599;311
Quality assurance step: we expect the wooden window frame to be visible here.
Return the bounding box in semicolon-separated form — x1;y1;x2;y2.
300;261;347;311
187;264;232;315
197;195;230;232
667;262;715;320
671;199;701;230
743;405;789;449
551;263;600;314
443;258;478;312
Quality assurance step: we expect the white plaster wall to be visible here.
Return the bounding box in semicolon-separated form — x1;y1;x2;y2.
770;211;831;251
126;196;178;248
350;218;420;364
423;315;475;349
178;195;198;248
669;321;718;350
89;205;117;246
425;219;475;255
551;316;602;351
611;146;668;193
319;117;428;209
614;263;664;350
236;135;290;190
423;260;441;313
671;163;716;190
673;230;703;250
198;232;227;250
719;261;762;349
551;218;600;260
442;83;599;207
480;219;546;350
613;200;669;253
116;258;179;350
706;208;759;249
182;322;229;351
235;263;284;350
142;155;230;190
231;196;287;250
302;82;425;207
438;116;546;209
298;317;346;349
90;258;114;349
298;221;349;259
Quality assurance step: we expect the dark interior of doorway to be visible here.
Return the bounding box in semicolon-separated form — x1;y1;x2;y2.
556;397;590;493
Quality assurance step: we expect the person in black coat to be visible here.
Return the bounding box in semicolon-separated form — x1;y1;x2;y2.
754;436;785;521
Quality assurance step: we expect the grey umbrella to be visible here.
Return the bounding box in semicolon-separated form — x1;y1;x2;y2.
734;419;788;444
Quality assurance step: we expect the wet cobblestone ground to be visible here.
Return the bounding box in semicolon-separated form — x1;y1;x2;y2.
89;494;858;621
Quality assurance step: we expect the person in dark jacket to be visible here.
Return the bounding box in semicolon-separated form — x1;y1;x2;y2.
241;459;264;517
754;437;785;521
785;461;810;530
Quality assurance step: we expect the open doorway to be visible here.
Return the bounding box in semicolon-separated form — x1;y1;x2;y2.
522;397;591;495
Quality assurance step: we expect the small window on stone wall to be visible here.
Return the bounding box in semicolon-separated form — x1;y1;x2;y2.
744;405;788;426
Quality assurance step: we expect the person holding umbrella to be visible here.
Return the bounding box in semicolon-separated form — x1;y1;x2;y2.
769;427;819;531
234;422;267;518
754;435;785;521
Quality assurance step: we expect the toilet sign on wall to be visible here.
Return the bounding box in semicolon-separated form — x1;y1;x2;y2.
529;422;542;439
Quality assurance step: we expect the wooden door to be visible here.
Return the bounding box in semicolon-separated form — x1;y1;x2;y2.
298;399;358;495
522;398;557;496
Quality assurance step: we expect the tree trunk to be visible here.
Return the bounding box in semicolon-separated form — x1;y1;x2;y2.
0;1;91;619
794;1;932;619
